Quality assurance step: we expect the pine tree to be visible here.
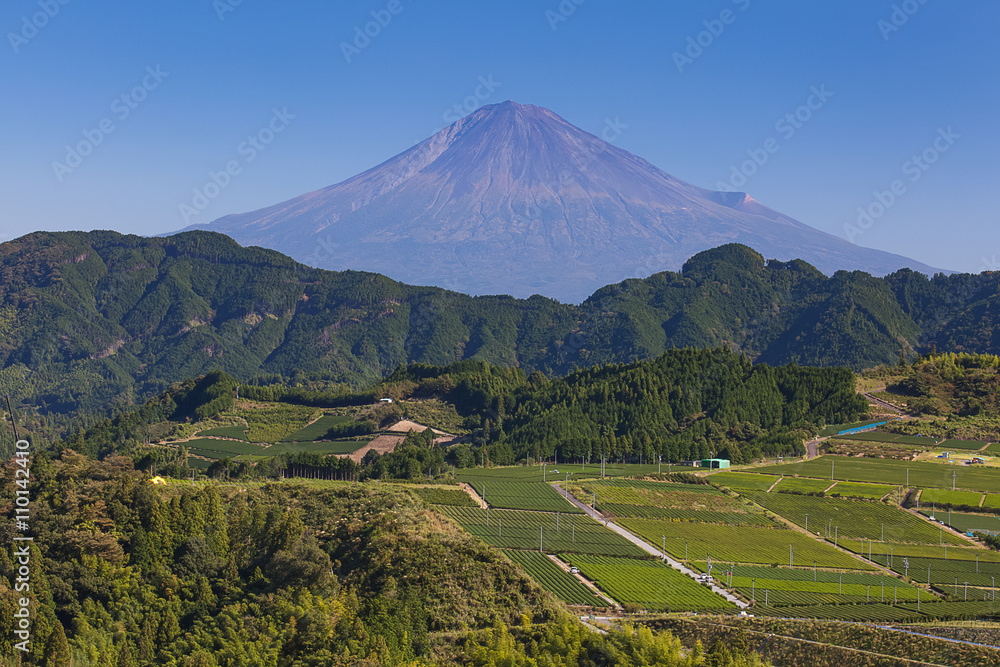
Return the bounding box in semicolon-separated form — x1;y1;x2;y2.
117;641;135;667
43;622;71;667
138;615;155;663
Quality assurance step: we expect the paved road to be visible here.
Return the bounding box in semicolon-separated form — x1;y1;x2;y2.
805;437;827;459
552;484;749;609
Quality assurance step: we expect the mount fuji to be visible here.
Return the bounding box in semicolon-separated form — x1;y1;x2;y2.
180;101;941;303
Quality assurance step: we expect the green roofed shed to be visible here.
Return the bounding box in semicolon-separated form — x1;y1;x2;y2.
701;458;730;469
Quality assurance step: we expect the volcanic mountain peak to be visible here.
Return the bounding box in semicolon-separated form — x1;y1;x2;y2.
183;100;941;303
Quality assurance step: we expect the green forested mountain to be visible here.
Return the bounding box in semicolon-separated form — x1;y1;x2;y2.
1;230;997;420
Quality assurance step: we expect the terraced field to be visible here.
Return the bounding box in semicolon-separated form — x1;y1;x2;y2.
184;436;364;465
459;480;581;513
755;456;1000;493
708;472;777;491
920;489;985;508
598;504;774;526
887;555;1000;588
919;509;1000;534
618;518;869;569
827;481;895;500
195;424;248;440
840;540;1000;563
938;439;991;451
457;463;666;486
437;507;647;557
898;600;1000;618
502;550;602;606
258;439;363;457
566;555;734;611
281;414;352;442
184;438;268;458
771;477;832;495
743;491;969;545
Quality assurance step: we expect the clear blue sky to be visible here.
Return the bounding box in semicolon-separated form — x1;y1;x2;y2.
1;0;997;272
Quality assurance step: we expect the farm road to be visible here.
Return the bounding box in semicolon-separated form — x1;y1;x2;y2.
551;483;749;609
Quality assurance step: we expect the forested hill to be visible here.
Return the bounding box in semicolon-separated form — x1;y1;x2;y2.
380;347;868;466
1;454;770;665
1;230;997;418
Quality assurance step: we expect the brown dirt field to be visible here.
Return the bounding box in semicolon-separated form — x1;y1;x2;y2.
385;420;456;437
344;434;405;463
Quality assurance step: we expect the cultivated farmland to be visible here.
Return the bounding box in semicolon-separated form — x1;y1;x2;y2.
920;489;985;508
598;504;774;526
771;477;833;495
459;479;582;513
826;481;895;500
708;472;778;491
566;555;734;611
502;550;602;606
743;491;968;545
281;414;352;442
437;506;647;557
754;456;1000;493
617;518;868;569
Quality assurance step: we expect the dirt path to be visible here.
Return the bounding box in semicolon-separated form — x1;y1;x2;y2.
458;482;487;508
765;476;783;493
550;483;749;609
864;392;913;418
